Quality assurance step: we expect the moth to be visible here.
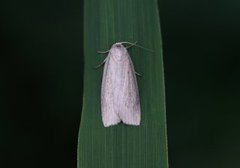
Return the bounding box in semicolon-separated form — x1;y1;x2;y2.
98;42;141;127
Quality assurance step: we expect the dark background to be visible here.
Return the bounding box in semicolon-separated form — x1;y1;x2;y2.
1;0;239;168
159;1;240;168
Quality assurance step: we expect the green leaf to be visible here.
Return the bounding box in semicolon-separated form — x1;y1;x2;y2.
77;0;168;168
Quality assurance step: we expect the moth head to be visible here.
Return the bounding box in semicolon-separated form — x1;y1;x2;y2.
110;43;128;61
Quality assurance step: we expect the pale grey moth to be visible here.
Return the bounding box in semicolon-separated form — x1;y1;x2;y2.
99;42;141;127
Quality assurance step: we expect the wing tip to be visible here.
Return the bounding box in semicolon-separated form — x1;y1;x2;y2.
103;120;141;127
103;120;121;127
122;120;140;126
102;113;141;127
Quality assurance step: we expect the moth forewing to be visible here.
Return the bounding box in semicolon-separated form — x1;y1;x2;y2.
100;43;141;127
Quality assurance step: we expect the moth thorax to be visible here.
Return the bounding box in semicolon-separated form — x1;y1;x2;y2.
111;43;127;61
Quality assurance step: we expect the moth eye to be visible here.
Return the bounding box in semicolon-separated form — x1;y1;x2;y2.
116;44;121;48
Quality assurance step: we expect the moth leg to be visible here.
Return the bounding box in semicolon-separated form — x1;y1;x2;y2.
94;57;107;69
135;71;142;76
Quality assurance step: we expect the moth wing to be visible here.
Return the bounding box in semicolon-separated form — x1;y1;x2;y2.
118;53;141;125
101;54;121;127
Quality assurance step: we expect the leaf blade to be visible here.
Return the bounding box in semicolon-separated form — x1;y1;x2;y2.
78;0;168;168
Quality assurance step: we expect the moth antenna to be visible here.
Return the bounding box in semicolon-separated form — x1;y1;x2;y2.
97;50;109;54
119;41;153;52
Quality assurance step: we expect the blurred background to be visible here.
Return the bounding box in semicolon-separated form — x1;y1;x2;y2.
1;0;239;168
